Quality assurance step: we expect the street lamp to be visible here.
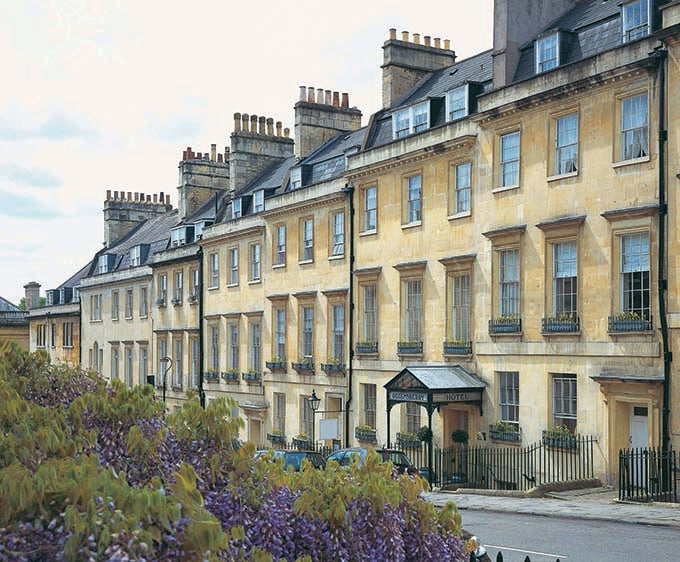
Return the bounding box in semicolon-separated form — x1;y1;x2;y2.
308;389;321;448
161;356;172;404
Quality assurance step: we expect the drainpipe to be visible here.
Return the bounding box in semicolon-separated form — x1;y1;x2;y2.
198;247;205;408
78;297;82;366
650;47;670;451
342;183;355;447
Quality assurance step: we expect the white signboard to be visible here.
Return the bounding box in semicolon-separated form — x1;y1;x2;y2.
319;418;340;440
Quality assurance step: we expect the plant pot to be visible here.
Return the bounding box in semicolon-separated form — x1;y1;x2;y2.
489;429;521;442
443;342;472;355
355;428;377;443
266;361;286;372
267;433;286;444
321;363;345;374
397;342;423;354
292;362;314;374
355;342;378;354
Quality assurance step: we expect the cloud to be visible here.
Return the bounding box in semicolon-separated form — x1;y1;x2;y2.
0;190;62;218
152;118;202;141
0;112;96;141
0;164;62;188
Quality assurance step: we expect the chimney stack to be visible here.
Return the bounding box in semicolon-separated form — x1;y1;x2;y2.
381;28;455;109
24;281;41;310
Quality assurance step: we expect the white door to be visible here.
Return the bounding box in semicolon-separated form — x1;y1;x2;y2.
630;405;648;487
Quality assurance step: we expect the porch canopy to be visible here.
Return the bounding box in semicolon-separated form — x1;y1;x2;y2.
383;365;486;446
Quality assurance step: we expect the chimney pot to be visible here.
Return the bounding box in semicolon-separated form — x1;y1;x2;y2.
211;144;217;161
197;152;202;159
146;194;151;202
401;31;409;41
332;91;340;107
250;114;258;133
106;189;111;200
114;190;119;200
160;191;164;203
307;86;315;103
316;88;324;103
218;153;223;162
389;28;397;40
299;85;307;101
182;150;187;159
204;153;209;160
424;35;431;46
234;112;242;132
166;195;170;205
242;113;249;132
324;89;332;105
413;33;420;44
140;192;145;202
444;39;450;50
266;117;274;135
341;93;349;108
276;121;282;136
258;116;266;135
153;194;158;203
134;192;139;202
284;127;290;138
434;37;441;48
225;146;229;160
127;191;132;201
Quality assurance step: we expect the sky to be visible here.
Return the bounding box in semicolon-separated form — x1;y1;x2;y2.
0;0;493;305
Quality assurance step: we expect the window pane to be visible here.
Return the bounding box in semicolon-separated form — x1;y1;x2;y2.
364;186;377;231
499;249;520;315
452;274;470;341
363;284;377;342
498;371;519;425
407;175;422;223
621;93;648;160
553;241;577;315
405;280;422;341
621;232;650;318
500;132;520;186
553;374;577;432
455;162;471;213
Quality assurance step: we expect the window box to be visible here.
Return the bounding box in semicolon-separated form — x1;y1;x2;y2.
242;371;261;383
321;362;345;375
355;426;377;443
293;435;312;450
267;432;286;444
443;341;472;355
292;360;314;374
397;341;423;355
608;314;652;332
188;294;198;304
489;423;521;443
542;429;578;449
221;370;239;382
266;360;286;372
355;341;378;355
396;432;421;449
542;316;580;333
171;298;181;306
489;317;521;334
204;371;219;382
155;297;166;307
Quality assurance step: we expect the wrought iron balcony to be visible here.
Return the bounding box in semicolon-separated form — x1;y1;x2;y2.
443;341;472;355
608;313;653;333
542;315;580;333
397;341;423;355
489;316;522;334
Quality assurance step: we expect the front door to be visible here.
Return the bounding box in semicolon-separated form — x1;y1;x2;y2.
630;405;648;487
249;418;262;446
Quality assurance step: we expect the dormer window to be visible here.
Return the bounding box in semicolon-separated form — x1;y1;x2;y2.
253;190;264;213
130;245;141;266
446;85;469;122
194;220;213;240
535;33;559;73
290;167;302;189
393;101;429;139
623;0;649;42
97;254;116;275
170;226;194;247
232;198;242;219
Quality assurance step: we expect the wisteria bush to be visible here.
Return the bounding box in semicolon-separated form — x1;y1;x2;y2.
0;343;469;561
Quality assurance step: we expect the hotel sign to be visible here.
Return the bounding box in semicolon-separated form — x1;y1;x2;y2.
388;391;480;404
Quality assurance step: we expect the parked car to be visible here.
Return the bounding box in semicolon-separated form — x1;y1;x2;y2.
326;447;417;475
254;449;326;471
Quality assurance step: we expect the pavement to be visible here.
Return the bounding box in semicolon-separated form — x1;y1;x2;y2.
423;486;680;528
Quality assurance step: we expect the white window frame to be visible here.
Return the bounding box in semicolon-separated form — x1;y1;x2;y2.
111;290;119;320
451;273;471;342
553;241;578;316
446;85;469;122
363;186;377;232
499;248;520;316
250;322;261;372
535;33;559;73
275;308;286;359
620;232;650;319
500;131;520;187
362;383;377;428
210;253;219;288
301;305;314;359
229;324;239;370
406;174;422;224
229;247;239;285
232;198;242;219
362;284;377;343
275;225;286;266
331;303;345;361
332;212;345;256
555;113;578;175
130;245;141;266
498;371;519;427
249;243;261;282
253;190;265;213
454;162;471;214
621;92;649;161
392;101;429;139
623;0;650;42
302;218;314;261
174;271;183;303
140;286;148;317
404;402;421;434
173;339;183;388
553;373;577;432
125;288;133;319
405;279;422;342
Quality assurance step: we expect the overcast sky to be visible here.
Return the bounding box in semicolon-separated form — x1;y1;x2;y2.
0;0;493;305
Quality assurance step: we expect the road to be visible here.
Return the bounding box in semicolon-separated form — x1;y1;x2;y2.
461;511;680;561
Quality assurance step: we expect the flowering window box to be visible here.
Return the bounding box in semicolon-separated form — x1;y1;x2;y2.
321;362;346;375
608;314;652;332
542;429;578;449
266;360;286;372
355;341;378;355
292;360;314;374
242;371;261;383
489;317;522;334
267;433;286;444
396;432;421;449
221;370;239;382
355;427;377;443
489;424;521;442
397;341;423;355
204;371;219;382
443;341;472;355
542;316;580;333
292;436;312;450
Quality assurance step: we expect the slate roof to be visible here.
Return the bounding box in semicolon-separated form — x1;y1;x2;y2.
57;260;94;291
365;50;493;149
513;0;628;82
0;296;21;312
385;365;486;391
237;155;297;197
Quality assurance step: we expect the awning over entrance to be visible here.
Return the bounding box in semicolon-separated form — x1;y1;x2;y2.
384;365;486;415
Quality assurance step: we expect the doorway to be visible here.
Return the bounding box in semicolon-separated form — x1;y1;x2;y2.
630;405;648;487
249;418;262;446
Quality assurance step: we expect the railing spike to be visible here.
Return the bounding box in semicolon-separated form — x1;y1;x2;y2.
496;552;503;561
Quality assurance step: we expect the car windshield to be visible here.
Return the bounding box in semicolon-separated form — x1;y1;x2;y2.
283;452;325;470
380;451;413;467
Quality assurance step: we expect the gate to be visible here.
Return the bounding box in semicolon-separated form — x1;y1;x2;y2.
619;447;678;503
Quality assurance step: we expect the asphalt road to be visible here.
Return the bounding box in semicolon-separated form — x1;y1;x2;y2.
461;511;680;561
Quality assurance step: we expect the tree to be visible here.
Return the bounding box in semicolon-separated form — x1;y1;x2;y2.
18;296;46;310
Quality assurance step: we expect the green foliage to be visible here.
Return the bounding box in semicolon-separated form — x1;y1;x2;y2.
451;429;469;444
417;426;433;443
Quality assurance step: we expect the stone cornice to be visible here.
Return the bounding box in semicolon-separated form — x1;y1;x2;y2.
263;192;346;220
536;215;587;232
393;260;427;274
601;204;658;222
438;253;476;269
200;225;265;247
482;224;527;241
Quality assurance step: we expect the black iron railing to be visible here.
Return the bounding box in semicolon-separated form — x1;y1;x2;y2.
619;447;678;503
488;317;522;334
443;341;472;355
608;314;653;332
542;316;580;333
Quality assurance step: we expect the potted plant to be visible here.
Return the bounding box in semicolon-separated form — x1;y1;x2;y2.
321;356;345;374
267;428;286;444
489;420;521;442
266;355;286;371
451;429;469;445
204;368;218;381
221;368;239;382
397;431;421;448
543;312;579;333
610;311;649;332
416;425;433;444
355;340;378;354
355;424;377;443
542;425;578;449
443;339;472;355
397;340;423;354
292;357;314;374
293;432;312;450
